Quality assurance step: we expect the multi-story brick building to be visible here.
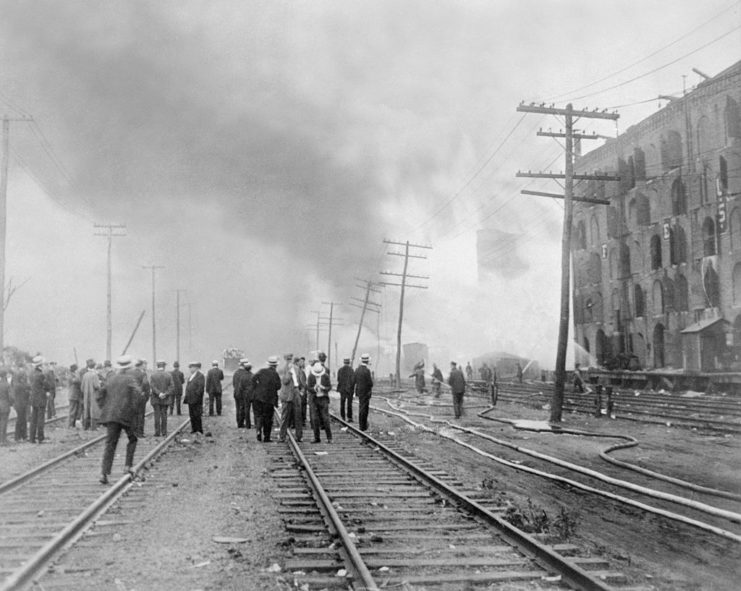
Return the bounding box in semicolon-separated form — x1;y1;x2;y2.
571;61;741;373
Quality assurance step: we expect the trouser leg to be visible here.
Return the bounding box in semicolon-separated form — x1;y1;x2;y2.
30;406;44;442
300;393;307;426
279;401;291;441
0;408;9;444
15;405;27;440
101;422;123;476
253;400;263;439
359;394;370;431
310;400;320;441
215;393;222;415
124;425;138;467
318;397;331;441
176;390;182;415
68;400;79;427
346;393;353;421
46;392;56;419
208;394;215;415
262;406;274;441
339;392;347;420
191;405;203;434
245;397;253;428
293;400;303;441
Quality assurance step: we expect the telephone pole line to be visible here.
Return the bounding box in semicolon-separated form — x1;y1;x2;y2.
380;239;432;388
94;223;127;361
321;301;344;372
0;114;33;355
349;279;381;365
142;265;165;363
174;289;187;363
516;101;619;422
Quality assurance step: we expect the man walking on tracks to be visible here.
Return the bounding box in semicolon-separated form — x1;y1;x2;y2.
241;361;255;429
150;361;174;437
183;362;205;439
336;357;355;422
170;361;185;416
232;359;249;428
278;354;303;443
29;356;51;443
206;361;224;416
431;363;444;398
252;356;281;442
448;361;466;419
354;353;374;432
308;361;332;443
97;355;143;485
132;359;150;437
81;358;101;431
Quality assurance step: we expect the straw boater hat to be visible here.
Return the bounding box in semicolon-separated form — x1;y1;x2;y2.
188;361;200;368
239;358;249;366
268;356;279;366
212;360;219;366
311;362;325;376
32;355;45;367
360;354;370;364
117;355;134;369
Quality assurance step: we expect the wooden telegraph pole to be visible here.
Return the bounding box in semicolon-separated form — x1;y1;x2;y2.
321;301;344;373
142;265;165;363
174;289;187;363
380;239;431;388
94;224;127;361
516;102;619;422
349;279;382;365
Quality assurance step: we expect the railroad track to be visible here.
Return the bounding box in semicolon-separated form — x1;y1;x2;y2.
268;415;630;590
0;416;191;591
467;381;741;432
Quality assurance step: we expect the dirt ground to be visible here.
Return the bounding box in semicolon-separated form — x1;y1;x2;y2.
366;387;741;591
2;385;740;590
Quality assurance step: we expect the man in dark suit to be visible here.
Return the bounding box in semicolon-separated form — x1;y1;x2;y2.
354;354;374;432
29;356;51;443
183;362;205;439
97;355;143;484
206;361;224;416
336;358;355;422
232;359;249;428
251;357;281;442
169;361;185;416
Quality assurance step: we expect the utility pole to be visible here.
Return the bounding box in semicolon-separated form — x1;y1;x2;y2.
321;301;344;373
142;265;165;363
516;102;619;422
380;239;432;388
348;278;381;365
174;289;186;363
94;224;127;361
0;114;33;355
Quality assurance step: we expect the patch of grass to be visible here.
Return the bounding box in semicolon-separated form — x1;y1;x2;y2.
503;499;580;541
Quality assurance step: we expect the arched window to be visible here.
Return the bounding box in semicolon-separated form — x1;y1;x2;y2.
661;130;683;170
606;206;618;239
634;147;646;181
720;155;728;192
650;234;662;270
653;323;666;368
574;220;587;250
726;95;741;139
590;215;600;247
671;178;687;216
633;239;642;272
663;277;675;312
589;252;602;284
669;224;687;265
634;285;645;317
596;328;610;367
676;274;689;312
652;280;664;315
636;192;650;226
702;217;717;256
696;116;711;159
733;263;741;306
628;198;636;228
619;242;631;278
704;260;720;308
730;208;741;251
608;248;616;279
646;144;659;177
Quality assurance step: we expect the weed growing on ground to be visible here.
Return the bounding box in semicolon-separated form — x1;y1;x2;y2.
502;499;580;541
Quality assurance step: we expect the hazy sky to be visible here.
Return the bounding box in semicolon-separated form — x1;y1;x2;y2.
0;0;739;372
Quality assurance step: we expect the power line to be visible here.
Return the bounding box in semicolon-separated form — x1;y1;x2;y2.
534;0;741;103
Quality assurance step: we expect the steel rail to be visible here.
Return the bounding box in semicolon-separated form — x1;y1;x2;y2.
330;414;613;591
281;413;380;591
0;417;190;591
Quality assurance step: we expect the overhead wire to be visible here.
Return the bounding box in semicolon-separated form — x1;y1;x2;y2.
534;0;741;103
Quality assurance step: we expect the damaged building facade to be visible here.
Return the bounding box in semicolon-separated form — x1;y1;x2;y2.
572;61;741;372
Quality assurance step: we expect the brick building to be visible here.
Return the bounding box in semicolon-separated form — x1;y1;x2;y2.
571;61;741;372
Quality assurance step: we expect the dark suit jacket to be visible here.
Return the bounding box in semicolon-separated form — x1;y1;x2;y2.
251;367;281;406
184;371;205;406
206;368;224;394
354;364;373;397
336;365;355;394
97;369;142;427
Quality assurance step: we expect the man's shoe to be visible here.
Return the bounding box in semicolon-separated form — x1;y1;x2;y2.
311;440;320;444
99;475;109;485
257;434;262;442
327;440;333;444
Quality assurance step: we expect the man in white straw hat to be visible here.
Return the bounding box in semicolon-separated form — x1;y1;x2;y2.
97;355;143;484
251;356;281;442
150;361;174;437
183;362;205;438
354;354;374;432
307;361;332;443
29;356;51;443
